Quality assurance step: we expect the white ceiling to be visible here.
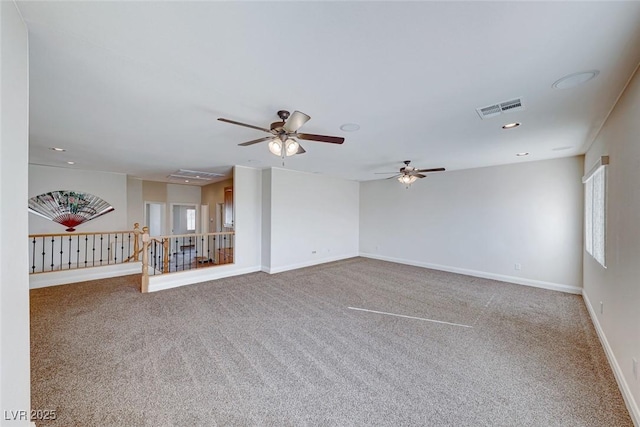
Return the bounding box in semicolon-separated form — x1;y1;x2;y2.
18;1;640;184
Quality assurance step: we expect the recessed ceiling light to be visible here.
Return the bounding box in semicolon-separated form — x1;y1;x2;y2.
552;70;599;90
67;161;75;165
185;180;190;183
340;123;360;132
502;122;520;129
50;147;66;152
516;152;529;157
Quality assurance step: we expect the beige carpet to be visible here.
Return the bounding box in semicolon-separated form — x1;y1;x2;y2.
30;257;632;426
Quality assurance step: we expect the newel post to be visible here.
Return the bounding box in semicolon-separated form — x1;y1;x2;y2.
163;238;170;274
133;222;141;261
141;226;150;293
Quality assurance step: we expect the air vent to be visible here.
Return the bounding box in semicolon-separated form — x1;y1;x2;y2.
476;97;524;120
168;169;225;181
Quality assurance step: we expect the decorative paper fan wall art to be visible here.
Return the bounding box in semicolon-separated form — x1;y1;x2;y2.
28;190;115;232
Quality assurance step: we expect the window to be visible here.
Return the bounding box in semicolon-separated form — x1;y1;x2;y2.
186;208;196;231
583;156;608;268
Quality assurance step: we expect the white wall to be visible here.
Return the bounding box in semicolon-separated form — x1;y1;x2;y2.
29;165;129;234
166;183;201;205
582;67;640;423
126;176;143;227
166;183;200;234
0;1;31;424
148;166;262;291
265;168;359;273
360;156;584;293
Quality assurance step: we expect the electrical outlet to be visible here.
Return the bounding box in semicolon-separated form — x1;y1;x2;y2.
514;263;521;271
600;301;603;314
633;358;638;380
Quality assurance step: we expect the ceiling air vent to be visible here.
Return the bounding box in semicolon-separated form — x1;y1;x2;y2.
476;97;524;120
168;169;225;181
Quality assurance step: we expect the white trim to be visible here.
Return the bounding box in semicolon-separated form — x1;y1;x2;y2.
359;253;582;294
147;265;261;292
29;262;142;289
582;155;609;183
263;253;359;274
583;291;640;425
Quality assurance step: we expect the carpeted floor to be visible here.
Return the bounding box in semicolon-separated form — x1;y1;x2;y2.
30;257;632;426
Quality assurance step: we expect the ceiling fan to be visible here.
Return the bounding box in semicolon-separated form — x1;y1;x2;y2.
218;110;344;163
376;160;446;187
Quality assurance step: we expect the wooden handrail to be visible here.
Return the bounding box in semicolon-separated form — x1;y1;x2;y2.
29;230;137;238
151;231;235;240
124;248;144;263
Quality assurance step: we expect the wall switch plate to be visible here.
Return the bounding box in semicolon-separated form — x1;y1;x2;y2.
311;250;317;254
514;263;521;271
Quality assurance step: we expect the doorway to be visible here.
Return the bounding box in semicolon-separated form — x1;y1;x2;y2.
144;202;166;236
170;204;198;235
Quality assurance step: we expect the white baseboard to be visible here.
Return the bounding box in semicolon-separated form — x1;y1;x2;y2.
583;291;639;426
358;253;582;294
147;264;262;292
29;262;142;289
264;253;359;275
149;253;358;292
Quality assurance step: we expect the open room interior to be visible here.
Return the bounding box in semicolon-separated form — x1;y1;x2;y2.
2;1;640;425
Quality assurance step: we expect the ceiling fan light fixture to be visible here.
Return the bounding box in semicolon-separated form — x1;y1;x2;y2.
398;175;418;185
268;139;282;156
285;138;299;156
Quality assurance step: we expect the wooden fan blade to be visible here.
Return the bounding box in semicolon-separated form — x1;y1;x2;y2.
415;167;446;173
238;136;273;146
296;145;306;155
218;118;272;133
374;172;399;174
284;111;311;133
297;133;345;144
415;174;427;178
386;174;401;180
